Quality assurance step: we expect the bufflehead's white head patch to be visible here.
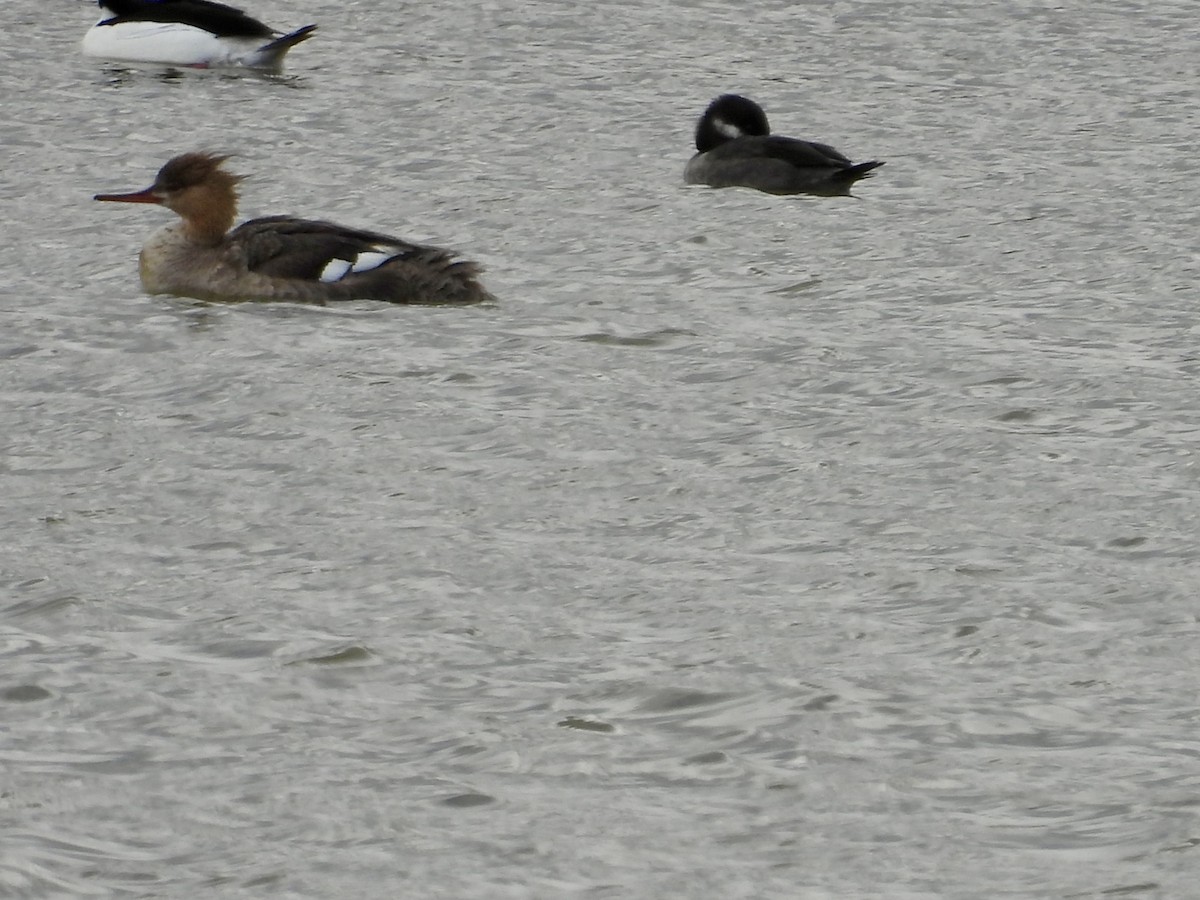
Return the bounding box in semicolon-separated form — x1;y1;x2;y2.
713;117;743;140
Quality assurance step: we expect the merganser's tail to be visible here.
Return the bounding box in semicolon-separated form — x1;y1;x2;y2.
254;23;316;67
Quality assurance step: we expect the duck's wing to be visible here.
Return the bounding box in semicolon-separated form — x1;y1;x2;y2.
756;135;855;168
100;0;275;38
231;216;434;281
231;215;491;304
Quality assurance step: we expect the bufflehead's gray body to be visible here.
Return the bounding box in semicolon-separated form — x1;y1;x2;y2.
685;95;883;197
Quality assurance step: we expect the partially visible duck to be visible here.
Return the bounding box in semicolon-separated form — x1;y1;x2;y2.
81;0;316;70
685;94;884;197
95;153;493;305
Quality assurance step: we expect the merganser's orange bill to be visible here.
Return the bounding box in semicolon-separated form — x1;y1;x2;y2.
94;189;162;204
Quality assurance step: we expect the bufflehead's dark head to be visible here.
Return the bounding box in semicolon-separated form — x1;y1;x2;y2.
694;94;772;152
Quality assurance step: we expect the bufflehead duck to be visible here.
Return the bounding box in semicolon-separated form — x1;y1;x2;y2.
82;0;316;70
95;153;493;305
685;94;884;196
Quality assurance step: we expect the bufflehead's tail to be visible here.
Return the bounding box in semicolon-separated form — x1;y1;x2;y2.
835;160;885;184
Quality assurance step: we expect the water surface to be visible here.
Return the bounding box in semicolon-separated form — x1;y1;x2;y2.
2;0;1198;897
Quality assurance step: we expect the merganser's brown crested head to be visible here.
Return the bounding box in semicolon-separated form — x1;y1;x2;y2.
95;152;243;243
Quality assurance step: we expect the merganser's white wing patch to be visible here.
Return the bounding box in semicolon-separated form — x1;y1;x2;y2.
319;259;353;283
350;251;393;273
82;20;261;66
319;249;395;283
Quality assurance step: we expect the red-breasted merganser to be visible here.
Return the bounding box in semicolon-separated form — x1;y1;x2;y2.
82;0;316;70
95;153;493;305
685;95;884;197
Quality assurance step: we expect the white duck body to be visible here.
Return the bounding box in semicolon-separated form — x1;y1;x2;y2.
82;0;315;69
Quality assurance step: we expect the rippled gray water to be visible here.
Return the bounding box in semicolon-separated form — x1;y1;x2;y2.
3;0;1199;897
